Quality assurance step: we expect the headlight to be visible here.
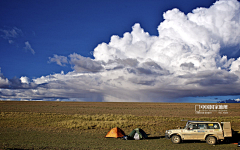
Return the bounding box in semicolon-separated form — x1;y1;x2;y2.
165;130;172;134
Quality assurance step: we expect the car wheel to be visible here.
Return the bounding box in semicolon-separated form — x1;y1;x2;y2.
171;135;181;144
206;136;216;145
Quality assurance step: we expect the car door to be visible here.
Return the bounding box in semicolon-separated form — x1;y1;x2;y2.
207;123;223;139
193;123;207;140
222;122;232;137
182;124;197;140
182;123;206;140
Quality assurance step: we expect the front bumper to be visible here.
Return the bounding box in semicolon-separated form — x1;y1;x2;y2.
165;133;170;139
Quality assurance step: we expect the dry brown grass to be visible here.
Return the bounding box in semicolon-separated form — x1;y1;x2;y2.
1;101;240;134
1;101;239;118
1;101;240;149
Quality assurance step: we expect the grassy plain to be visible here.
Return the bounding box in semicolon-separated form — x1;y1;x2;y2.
0;101;240;149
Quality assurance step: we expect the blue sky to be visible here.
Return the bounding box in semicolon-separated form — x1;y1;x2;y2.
0;0;216;79
1;0;240;102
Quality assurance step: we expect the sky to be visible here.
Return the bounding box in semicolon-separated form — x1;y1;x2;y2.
1;0;240;102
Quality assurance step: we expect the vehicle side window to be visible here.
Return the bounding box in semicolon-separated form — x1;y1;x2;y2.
207;123;220;129
198;123;207;129
192;124;198;129
213;123;220;129
188;124;198;129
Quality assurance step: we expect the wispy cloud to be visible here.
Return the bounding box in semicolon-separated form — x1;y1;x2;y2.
0;27;36;55
24;41;35;55
48;54;68;66
0;27;23;44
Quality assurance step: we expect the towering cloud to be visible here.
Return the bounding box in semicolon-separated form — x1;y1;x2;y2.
1;0;240;102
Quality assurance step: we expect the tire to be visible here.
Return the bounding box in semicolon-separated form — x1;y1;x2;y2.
206;136;216;145
171;135;181;144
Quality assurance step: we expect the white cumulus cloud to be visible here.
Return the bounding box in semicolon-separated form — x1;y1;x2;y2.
1;0;240;102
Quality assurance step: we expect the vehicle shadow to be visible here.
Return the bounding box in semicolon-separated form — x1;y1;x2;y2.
225;130;240;144
178;130;240;145
181;140;206;144
147;136;165;139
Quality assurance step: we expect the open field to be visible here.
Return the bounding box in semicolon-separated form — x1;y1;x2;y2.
0;101;240;149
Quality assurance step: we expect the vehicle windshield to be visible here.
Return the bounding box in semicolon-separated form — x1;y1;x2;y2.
184;124;189;129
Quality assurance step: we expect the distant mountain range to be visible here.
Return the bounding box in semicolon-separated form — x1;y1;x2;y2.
217;99;240;103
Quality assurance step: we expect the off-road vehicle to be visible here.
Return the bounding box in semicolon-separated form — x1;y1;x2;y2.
165;121;232;145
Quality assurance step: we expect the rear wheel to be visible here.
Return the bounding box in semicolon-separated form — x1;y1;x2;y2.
171;135;181;144
206;136;216;145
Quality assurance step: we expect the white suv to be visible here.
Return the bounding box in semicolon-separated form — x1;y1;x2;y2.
165;121;232;145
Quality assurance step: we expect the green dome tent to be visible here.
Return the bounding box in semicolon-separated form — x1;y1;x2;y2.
128;128;148;140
